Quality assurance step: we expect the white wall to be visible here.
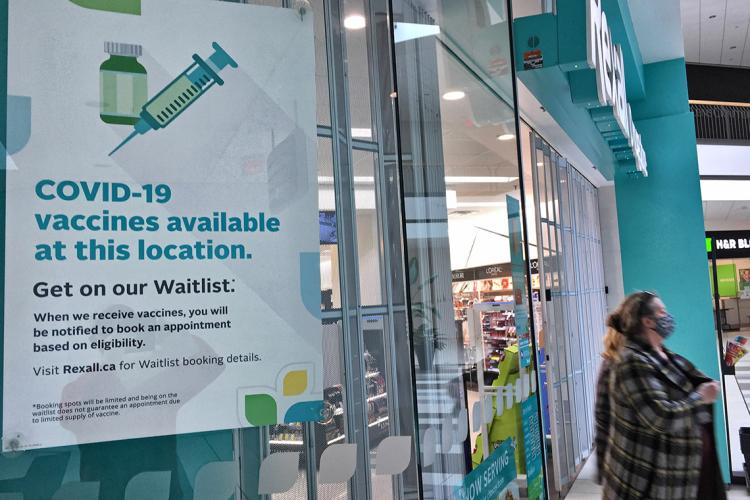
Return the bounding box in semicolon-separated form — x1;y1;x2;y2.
598;185;625;312
697;144;750;176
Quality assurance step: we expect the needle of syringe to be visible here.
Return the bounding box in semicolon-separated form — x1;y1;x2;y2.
109;129;139;156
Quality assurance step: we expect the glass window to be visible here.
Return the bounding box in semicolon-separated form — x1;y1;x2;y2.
525;130;607;494
391;1;546;498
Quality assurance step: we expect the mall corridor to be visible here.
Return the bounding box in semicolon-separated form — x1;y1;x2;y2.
566;458;750;500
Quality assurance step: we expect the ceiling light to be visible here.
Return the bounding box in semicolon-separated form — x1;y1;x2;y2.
442;90;465;101
445;176;518;184
351;128;372;139
700;180;750;201
446;190;457;209
497;133;515;141
393;22;441;43
456;201;506;208
537;162;544;167
344;14;366;30
318;176;374;184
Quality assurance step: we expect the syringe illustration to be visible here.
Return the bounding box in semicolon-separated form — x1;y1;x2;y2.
109;42;238;155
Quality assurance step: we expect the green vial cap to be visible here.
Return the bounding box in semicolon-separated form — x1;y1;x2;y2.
104;42;142;58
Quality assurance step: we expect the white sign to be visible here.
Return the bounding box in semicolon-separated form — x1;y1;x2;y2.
586;0;648;175
4;0;321;451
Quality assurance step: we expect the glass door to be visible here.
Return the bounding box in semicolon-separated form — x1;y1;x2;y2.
526;130;607;496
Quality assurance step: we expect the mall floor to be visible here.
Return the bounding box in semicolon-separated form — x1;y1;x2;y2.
564;328;750;498
565;455;750;499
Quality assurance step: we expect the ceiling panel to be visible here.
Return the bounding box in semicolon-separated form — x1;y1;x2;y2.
681;0;750;67
721;0;750;65
682;0;701;61
727;201;750;220
704;200;736;219
699;0;728;64
742;18;750;66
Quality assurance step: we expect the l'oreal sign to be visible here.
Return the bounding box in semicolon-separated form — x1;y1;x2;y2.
587;0;647;176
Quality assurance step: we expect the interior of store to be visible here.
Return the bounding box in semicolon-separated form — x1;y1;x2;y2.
709;257;750;331
703;191;750;479
311;0;605;495
314;25;548;478
313;14;605;492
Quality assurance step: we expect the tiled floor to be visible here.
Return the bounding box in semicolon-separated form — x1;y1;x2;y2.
565;455;750;499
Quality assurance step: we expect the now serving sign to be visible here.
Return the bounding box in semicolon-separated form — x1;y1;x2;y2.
454;439;518;500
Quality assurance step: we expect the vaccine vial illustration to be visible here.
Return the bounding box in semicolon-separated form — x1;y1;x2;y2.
100;42;148;125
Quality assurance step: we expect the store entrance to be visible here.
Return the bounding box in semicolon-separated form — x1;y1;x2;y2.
706;231;750;483
521;127;608;496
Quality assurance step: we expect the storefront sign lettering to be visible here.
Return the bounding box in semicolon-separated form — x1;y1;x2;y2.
707;231;750;258
587;0;647;175
717;238;750;250
454;439;517;500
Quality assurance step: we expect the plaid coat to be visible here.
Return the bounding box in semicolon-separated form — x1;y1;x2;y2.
594;358;613;485
602;339;717;500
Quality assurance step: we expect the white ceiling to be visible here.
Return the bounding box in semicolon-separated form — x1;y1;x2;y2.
680;0;750;66
629;0;686;63
704;200;750;218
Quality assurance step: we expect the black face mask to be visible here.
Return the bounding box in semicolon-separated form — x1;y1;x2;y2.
653;313;676;340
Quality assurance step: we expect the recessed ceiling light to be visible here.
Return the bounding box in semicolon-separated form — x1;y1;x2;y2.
442;90;465;101
445;176;519;184
537;162;544;167
344;14;366;30
351;128;372;138
497;133;515;141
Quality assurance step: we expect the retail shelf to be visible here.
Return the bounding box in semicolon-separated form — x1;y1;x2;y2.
368;416;389;428
367;392;387;402
327;434;346;445
269;439;303;446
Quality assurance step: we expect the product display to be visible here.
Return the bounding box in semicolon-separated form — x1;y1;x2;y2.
453;273;515;371
269;350;389;459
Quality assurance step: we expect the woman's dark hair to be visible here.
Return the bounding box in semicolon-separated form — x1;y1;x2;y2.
607;291;659;339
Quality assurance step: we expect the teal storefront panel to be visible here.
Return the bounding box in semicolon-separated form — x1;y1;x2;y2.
513;0;730;485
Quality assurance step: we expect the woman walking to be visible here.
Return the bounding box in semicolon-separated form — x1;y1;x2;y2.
601;291;725;500
594;317;624;485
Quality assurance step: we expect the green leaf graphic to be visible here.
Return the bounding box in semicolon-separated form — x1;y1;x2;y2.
68;0;141;15
245;394;277;426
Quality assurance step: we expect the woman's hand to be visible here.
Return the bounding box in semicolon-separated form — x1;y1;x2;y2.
697;381;720;404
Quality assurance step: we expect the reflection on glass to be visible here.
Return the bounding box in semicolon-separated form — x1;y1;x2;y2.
528;132;608;494
392;0;544;497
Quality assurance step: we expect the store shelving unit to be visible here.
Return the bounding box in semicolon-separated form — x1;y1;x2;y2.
268;366;389;458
